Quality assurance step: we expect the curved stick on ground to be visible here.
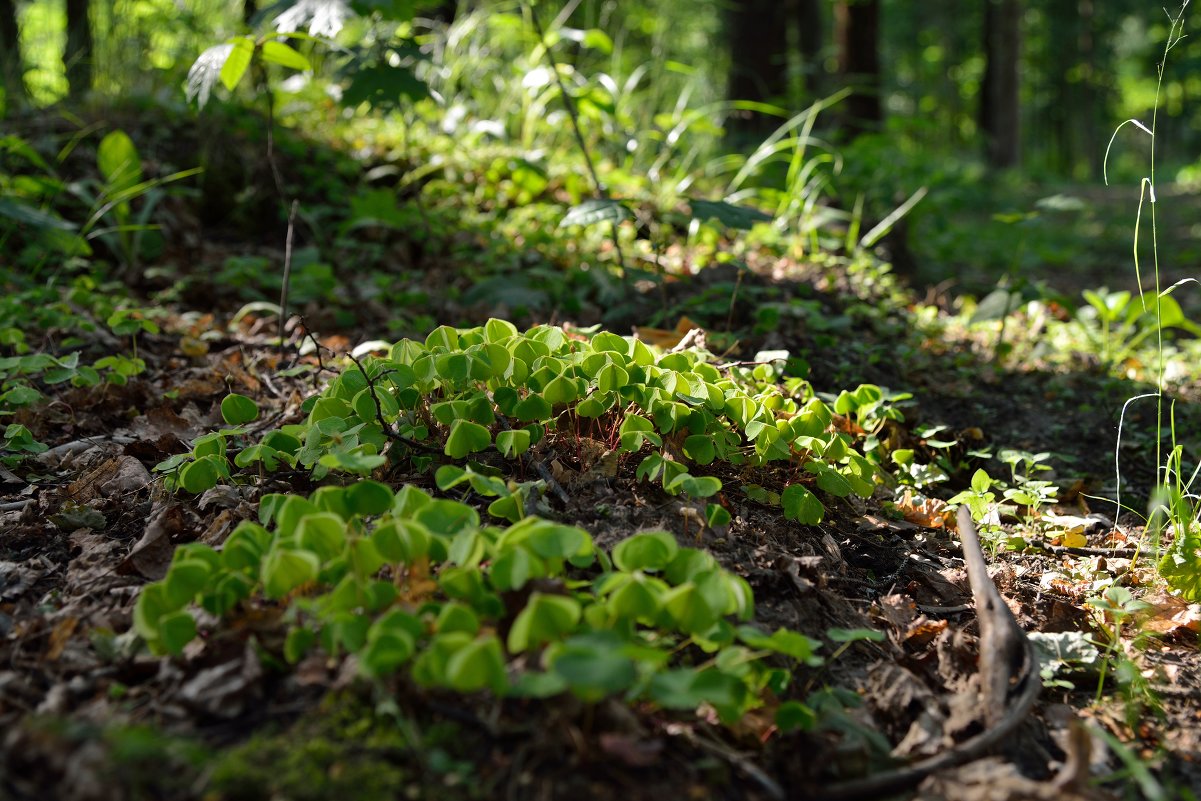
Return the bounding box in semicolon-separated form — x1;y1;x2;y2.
818;507;1042;801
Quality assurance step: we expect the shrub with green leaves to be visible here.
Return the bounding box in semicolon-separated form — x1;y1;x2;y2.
135;481;823;726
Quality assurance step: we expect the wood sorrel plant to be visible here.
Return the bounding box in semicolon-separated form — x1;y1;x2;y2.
135;480;824;727
156;318;895;529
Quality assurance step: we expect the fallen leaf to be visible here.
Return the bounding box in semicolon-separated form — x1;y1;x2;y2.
904;617;947;646
1051;530;1089;548
1141;593;1201;637
176;642;263;719
632;316;704;350
46;617;79;661
119;502;184;580
895;491;953;528
876;594;918;630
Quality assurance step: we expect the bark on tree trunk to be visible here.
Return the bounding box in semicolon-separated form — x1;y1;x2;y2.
836;0;882;136
726;0;791;142
0;0;25;111
65;0;92;98
980;0;1021;168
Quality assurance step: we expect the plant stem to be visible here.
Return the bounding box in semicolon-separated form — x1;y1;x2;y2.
524;0;626;274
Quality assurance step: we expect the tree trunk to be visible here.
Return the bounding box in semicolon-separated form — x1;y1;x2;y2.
797;0;823;96
836;0;882;136
0;0;25;111
65;0;92;98
980;0;1021;168
243;0;257;26
725;0;791;142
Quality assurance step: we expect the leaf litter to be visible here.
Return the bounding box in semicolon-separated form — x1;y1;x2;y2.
1;138;1200;801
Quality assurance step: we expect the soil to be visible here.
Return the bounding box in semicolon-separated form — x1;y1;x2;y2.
1;107;1199;801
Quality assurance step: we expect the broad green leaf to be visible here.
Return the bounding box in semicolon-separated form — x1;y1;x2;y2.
435;602;481;636
776;700;819;732
180;456;222;493
559;198;632;228
618;414;661;452
444;419;491;459
260;40;311;71
611;530;678;572
220;36;255;91
222;522;271;572
262;548;320;598
687;198;772;230
485;318;518;342
445;634;507;693
487;494;523;523
220;393;259;425
507;592;581;652
550;635;637;701
597;363;629;393
360;626;416;678
706;503;731;528
662;583;717;633
372;519;431;563
683;435;716;465
425;324;459;350
495;429;531;458
157;610;198;655
541;374;579;405
163;559;212;607
606;572;664;620
513;393;552;422
781;484;824;524
665;473;722;498
345;480;394;516
414;499;480;538
650;667;748;722
296;513;346;561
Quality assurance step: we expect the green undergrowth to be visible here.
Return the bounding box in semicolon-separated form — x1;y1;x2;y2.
133;317;910;732
155;318;900;525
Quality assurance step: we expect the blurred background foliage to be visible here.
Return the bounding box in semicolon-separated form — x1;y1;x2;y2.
3;0;1201;295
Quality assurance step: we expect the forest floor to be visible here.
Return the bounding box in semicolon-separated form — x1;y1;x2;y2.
1;105;1200;801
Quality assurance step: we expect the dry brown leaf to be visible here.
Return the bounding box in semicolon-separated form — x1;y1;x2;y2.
876;593;919;630
905;617;948;646
46;617;79;661
895;491;953;528
119;502;184;580
632;316;704;350
1141;592;1201;636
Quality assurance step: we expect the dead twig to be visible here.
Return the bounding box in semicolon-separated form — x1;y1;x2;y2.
819;507;1042;800
495;412;570;506
344;352;443;455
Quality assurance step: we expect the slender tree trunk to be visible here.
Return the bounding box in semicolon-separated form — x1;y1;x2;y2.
836;0;882;136
725;0;791;142
0;0;26;111
797;0;823;96
243;0;257;26
980;0;1021;168
65;0;92;98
